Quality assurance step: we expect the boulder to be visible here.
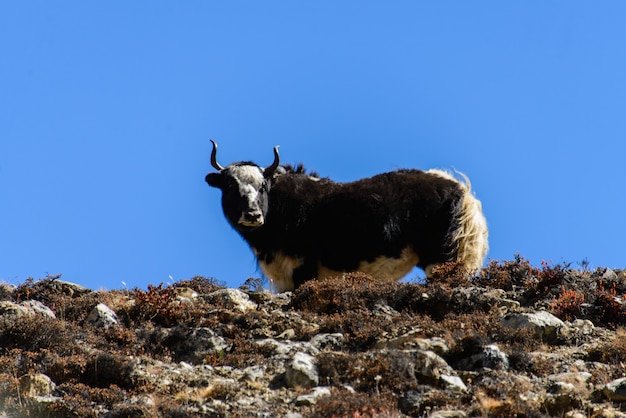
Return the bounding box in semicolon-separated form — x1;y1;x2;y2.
501;311;567;343
87;303;119;329
284;352;319;388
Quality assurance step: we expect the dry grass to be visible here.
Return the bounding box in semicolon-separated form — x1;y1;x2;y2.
1;262;625;417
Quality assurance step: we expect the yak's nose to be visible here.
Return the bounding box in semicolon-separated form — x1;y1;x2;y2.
245;212;262;223
238;211;264;227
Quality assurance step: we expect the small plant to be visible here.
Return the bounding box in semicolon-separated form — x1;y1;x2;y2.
534;260;568;293
131;283;178;326
594;280;626;326
314;388;399;418
550;286;585;321
427;260;471;287
474;254;534;290
240;277;265;292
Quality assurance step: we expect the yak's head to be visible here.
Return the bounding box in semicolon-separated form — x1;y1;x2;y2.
205;140;281;230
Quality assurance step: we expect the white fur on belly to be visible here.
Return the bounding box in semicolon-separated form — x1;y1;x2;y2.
318;246;419;282
257;251;303;292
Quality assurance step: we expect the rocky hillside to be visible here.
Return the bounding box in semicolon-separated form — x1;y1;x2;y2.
1;257;626;417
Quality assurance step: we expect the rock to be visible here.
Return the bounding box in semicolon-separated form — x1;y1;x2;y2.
294;386;331;405
0;300;56;318
375;330;450;355
87;303;119;329
452;287;518;313
501;311;567;343
277;328;296;340
564;412;587;418
601;268;618;282
440;374;468;392
243;365;265;381
174;287;198;303
399;388;448;416
0;301;29;317
544;381;583;414
284;352;319;388
204;288;257;312
256;338;319;358
102;404;152;418
178;327;231;364
430;411;467;418
21;300;56;318
56;279;92;296
19;373;56;398
604;377;626;402
0;282;16;296
570;319;595;335
372;303;401;317
415;350;452;381
398;390;423;416
459;344;509;371
548;371;592;392
310;333;345;351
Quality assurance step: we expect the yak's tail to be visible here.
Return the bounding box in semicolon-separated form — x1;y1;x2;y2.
425;170;489;275
450;172;489;274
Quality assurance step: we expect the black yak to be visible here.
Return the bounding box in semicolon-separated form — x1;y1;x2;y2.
206;140;488;291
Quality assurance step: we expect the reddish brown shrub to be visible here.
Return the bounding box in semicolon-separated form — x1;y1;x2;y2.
550;286;585;321
314;388;399;418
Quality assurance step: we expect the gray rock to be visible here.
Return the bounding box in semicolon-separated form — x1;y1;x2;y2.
310;333;345;351
501;311;567;343
294;386;331;405
547;371;592;391
430;411;467;418
452;287;517;313
243;365;265;381
601;268;618;282
372;303;400;317
0;282;16;296
415;350;452;381
570;319;594;335
0;301;29;317
174;287;199;303
276;328;296;340
398;390;423;416
0;300;56;319
204;288;257;312
544;381;583;415
19;373;56;398
604;377;626;402
375;331;450;355
440;374;468;392
21;300;56;318
459;344;509;371
256;338;319;358
43;279;91;297
87;303;119;329
284;352;319;388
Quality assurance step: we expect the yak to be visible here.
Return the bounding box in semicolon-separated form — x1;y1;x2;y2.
205;140;488;291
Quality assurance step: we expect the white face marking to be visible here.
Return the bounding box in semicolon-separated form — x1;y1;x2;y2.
226;165;266;226
317;246;419;282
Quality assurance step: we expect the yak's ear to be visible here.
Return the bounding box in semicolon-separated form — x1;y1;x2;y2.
205;173;223;189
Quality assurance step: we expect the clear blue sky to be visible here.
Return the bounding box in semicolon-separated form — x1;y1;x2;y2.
2;2;625;290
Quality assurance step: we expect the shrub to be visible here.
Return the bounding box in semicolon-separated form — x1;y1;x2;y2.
550;286;585;321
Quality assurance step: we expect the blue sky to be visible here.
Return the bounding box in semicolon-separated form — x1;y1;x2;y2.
2;2;625;291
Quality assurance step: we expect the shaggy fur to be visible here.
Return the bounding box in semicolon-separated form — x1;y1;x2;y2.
207;158;488;292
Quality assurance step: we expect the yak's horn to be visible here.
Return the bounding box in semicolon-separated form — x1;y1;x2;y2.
210;140;225;171
265;146;280;174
